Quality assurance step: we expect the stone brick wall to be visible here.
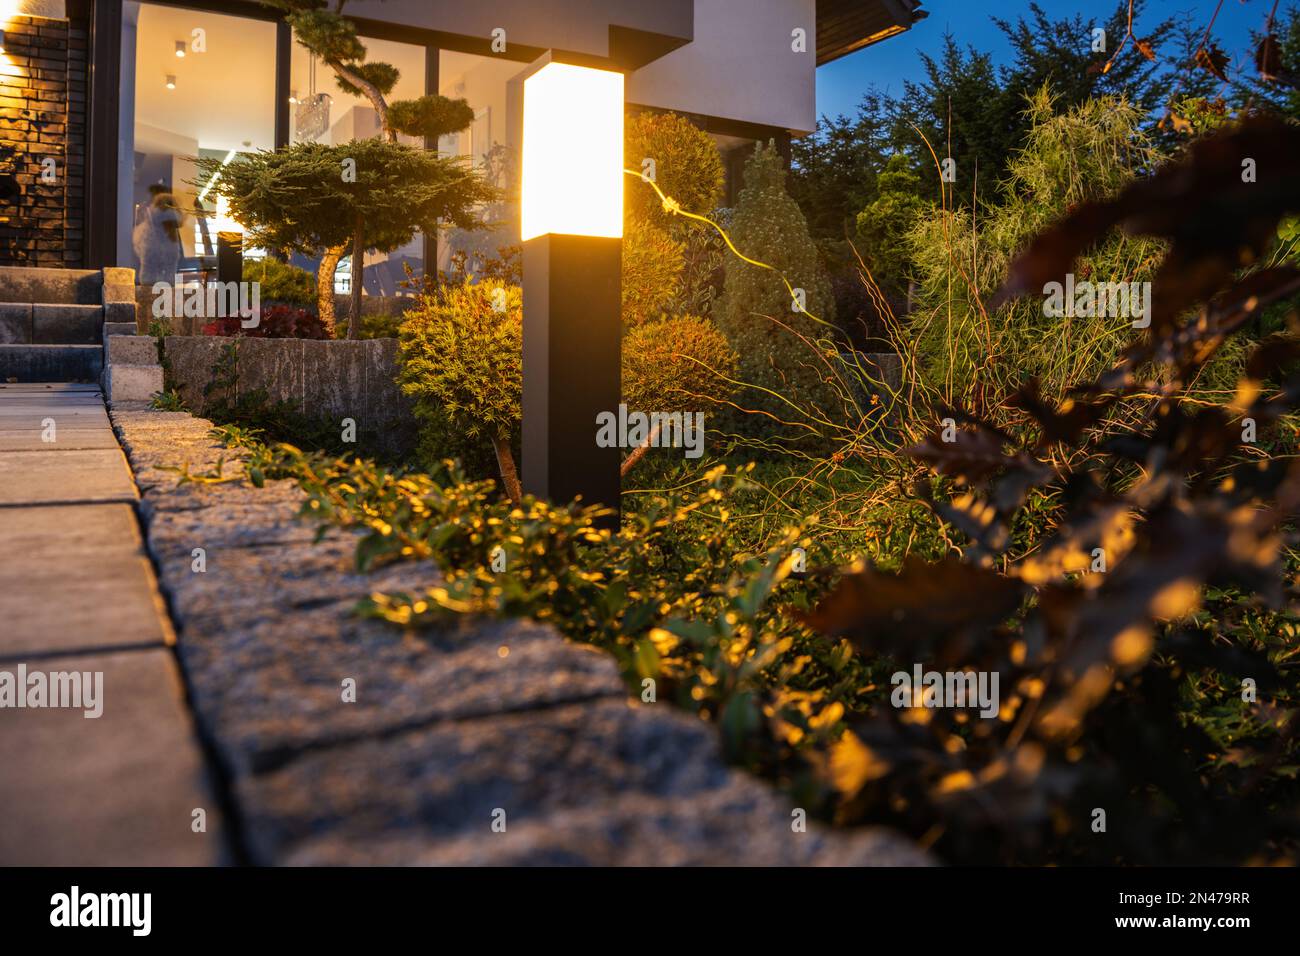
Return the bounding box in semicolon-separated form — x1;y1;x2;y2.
0;11;87;267
163;335;417;454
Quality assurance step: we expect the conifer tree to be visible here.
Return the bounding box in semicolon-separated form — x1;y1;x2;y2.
714;141;837;429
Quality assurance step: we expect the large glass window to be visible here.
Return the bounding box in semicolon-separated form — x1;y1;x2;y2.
119;2;276;281
436;51;526;276
290;34;427;296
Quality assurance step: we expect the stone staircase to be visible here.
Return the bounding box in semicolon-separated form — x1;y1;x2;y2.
0;266;163;399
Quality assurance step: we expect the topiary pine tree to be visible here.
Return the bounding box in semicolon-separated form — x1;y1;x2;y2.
624;111;726;229
260;1;474;143
198;140;496;336
621;215;684;326
258;1;479;324
714;140;838;431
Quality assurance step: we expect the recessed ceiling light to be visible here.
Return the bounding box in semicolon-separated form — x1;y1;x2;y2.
175;40;186;58
165;74;176;90
289;89;299;104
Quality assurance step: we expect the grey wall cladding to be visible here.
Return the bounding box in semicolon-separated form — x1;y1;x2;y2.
164;336;414;454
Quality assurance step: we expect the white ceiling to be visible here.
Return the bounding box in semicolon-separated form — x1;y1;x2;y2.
132;3;278;154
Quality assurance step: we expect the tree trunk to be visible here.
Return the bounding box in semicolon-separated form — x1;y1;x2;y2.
620;423;662;477
317;245;344;336
490;433;522;504
348;217;364;340
327;60;395;143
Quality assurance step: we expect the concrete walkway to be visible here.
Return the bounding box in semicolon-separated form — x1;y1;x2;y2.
0;383;220;865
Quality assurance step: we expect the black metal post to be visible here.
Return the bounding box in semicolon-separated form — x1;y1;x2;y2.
522;233;622;521
216;232;243;285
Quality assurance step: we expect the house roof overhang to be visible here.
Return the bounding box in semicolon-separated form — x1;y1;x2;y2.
316;0;694;72
817;0;927;66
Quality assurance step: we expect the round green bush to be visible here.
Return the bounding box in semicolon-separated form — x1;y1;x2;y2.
625;111;725;226
623;313;738;412
242;257;316;309
623;215;684;326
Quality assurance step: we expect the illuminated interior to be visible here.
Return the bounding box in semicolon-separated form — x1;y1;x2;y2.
436;50;528;274
118;2;276;279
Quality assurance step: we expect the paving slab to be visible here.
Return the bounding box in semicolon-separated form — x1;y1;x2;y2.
0;648;222;865
0;504;172;659
0;552;173;658
0;383;101;393
0;448;137;505
0;426;121;451
0;501;143;557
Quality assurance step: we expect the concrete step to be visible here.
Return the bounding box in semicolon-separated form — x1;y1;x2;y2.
0;344;103;383
0;303;32;344
4;305;109;346
0;266;102;305
104;321;139;337
34;304;103;344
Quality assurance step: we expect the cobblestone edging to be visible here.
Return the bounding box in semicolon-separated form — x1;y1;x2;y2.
109;403;930;866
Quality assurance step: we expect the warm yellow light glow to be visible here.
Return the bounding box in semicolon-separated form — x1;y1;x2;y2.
520;62;623;241
208;195;243;235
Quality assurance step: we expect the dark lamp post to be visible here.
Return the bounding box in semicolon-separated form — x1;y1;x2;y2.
519;55;624;522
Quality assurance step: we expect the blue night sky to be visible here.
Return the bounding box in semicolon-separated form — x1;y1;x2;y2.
816;0;1295;121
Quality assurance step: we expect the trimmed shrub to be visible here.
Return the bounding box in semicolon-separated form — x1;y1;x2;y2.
623;215;684;326
242;257;316;309
623;314;739;413
625;110;725;226
395;279;523;500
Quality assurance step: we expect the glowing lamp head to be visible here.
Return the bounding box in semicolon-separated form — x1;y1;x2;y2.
520;61;623;241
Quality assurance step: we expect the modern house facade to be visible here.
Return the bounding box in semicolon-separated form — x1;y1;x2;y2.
0;0;924;286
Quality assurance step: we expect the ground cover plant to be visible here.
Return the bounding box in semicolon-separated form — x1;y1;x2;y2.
200;115;1300;865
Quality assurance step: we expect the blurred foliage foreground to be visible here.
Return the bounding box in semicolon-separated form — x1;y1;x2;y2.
201;117;1300;865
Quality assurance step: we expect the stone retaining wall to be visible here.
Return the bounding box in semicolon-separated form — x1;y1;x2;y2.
162;335;415;452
